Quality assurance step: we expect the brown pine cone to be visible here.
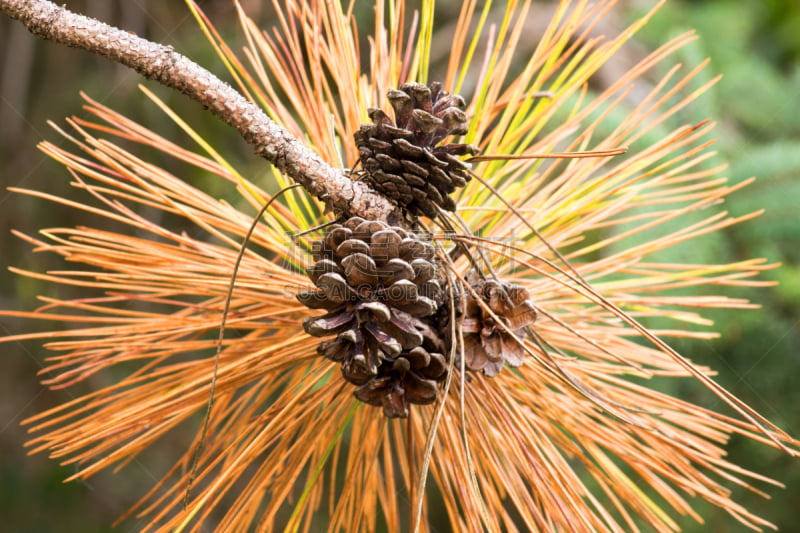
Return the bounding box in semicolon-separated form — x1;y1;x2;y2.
460;271;538;376
297;217;442;375
355;82;479;218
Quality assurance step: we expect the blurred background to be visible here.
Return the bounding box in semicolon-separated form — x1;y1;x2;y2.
1;0;798;531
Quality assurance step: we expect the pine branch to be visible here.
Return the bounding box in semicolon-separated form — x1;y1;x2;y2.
0;0;402;223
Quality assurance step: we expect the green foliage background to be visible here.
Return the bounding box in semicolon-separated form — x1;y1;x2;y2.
0;0;798;531
629;1;800;530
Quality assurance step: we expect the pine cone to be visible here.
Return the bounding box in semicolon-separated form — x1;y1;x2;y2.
298;217;449;416
355;82;479;218
461;271;538;376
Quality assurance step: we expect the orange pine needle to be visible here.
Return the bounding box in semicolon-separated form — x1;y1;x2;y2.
468;147;628;162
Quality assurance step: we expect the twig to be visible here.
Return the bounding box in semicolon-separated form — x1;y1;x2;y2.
0;0;402;224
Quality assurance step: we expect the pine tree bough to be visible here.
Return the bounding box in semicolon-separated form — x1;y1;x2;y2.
0;0;531;416
4;0;800;529
0;0;402;224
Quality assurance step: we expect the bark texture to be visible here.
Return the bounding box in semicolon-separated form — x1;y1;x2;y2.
0;0;402;224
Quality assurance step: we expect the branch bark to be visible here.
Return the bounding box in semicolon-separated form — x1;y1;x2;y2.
0;0;403;224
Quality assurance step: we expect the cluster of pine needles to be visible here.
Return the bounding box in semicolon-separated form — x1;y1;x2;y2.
1;0;798;531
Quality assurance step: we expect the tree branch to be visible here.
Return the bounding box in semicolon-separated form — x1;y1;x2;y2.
0;0;402;224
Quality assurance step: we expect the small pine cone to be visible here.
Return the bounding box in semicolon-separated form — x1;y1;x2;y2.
460;271;538;376
298;218;443;381
355;82;479;218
